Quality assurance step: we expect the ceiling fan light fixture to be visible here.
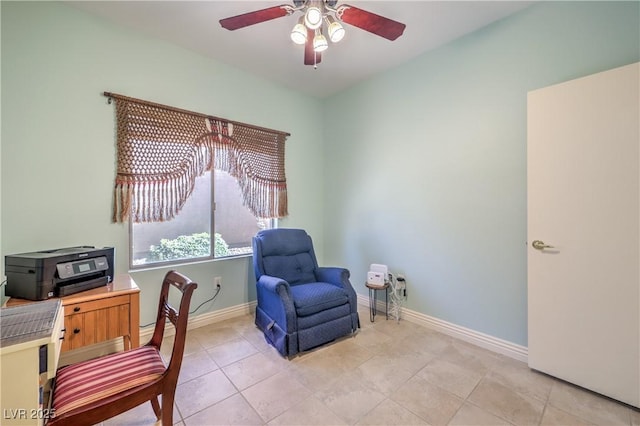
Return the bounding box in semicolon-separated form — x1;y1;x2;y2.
290;18;307;44
304;6;323;30
313;31;328;52
326;16;345;43
218;1;406;67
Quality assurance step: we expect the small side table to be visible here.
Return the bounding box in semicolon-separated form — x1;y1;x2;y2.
365;282;389;322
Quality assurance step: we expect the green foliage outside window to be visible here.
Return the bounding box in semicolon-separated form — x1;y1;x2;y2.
149;232;230;261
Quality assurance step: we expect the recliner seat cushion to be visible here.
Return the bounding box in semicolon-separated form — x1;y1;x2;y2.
290;283;349;316
296;304;351;330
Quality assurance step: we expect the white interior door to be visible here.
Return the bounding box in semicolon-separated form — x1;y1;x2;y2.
527;62;639;408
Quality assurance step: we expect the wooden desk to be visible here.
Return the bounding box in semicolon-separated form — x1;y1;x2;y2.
6;275;140;352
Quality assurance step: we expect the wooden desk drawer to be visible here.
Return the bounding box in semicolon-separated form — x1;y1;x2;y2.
64;294;130;315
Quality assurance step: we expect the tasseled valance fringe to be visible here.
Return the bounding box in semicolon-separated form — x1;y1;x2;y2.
107;92;289;223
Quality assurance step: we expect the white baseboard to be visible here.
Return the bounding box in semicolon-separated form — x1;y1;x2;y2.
60;297;527;366
181;300;257;335
357;294;528;363
60;301;257;365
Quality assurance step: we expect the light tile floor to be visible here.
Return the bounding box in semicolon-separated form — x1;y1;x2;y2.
105;306;640;426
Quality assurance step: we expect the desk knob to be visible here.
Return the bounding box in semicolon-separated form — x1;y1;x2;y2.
73;307;81;313
73;328;81;334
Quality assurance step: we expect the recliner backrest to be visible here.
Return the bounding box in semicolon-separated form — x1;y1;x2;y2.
253;229;319;285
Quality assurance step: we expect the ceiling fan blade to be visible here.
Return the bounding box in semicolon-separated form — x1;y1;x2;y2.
219;5;291;31
337;5;406;41
304;28;321;66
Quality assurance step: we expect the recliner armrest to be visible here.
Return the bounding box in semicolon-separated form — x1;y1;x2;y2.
256;275;296;334
315;267;350;287
315;267;358;316
258;275;292;295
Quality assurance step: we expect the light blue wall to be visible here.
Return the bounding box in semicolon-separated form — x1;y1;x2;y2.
0;1;324;324
2;1;639;347
0;0;3;289
323;1;640;346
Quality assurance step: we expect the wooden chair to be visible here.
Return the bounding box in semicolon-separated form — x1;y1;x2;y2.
47;270;197;425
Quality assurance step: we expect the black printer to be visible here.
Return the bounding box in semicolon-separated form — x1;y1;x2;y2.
4;246;114;300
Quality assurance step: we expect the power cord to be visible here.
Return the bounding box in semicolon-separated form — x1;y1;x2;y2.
139;283;221;328
388;273;406;323
189;283;221;315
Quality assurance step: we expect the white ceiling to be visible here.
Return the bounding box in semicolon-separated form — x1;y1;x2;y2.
67;1;534;98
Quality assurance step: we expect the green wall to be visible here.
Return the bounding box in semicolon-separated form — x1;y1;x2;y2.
0;1;324;324
2;1;639;347
0;0;3;291
323;1;640;346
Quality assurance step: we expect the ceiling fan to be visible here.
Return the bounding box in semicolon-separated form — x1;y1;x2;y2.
219;0;406;67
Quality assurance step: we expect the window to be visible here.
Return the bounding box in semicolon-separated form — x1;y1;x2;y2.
131;170;276;268
107;93;288;269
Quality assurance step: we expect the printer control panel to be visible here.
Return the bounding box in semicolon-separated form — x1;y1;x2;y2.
56;256;109;280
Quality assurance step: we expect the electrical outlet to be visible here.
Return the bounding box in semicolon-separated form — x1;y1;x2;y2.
214;276;222;287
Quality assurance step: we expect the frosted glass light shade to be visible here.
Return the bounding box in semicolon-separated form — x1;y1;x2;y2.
304;7;323;30
328;20;345;42
291;23;307;44
313;33;328;52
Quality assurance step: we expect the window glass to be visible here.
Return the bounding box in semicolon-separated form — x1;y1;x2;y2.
214;170;275;257
131;170;275;268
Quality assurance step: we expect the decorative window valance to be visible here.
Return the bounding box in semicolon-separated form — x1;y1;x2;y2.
105;92;289;223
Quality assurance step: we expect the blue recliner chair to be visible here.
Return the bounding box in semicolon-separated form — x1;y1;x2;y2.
252;228;360;357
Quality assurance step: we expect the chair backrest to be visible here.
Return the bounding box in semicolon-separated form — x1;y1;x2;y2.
148;270;197;385
252;228;319;285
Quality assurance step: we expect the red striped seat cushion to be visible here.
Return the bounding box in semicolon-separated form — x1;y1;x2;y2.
52;346;165;417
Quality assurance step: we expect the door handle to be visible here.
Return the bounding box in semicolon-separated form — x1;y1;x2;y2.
532;240;554;250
